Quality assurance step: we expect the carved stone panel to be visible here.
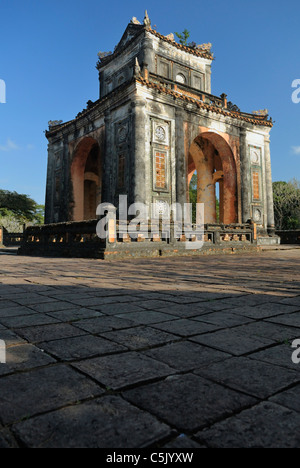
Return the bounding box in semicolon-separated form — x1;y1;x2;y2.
152;120;169;146
250;146;261;166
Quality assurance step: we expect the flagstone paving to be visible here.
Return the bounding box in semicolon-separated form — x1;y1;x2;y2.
0;248;300;447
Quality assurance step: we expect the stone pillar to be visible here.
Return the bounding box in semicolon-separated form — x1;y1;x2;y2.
103;111;113;204
131;97;147;205
239;128;251;223
175;108;187;220
61;138;69;222
264;135;276;234
44;144;55;224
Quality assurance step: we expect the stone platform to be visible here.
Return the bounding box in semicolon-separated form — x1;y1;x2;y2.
0;249;300;448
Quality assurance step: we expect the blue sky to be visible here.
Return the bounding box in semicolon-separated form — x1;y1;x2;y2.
0;0;300;204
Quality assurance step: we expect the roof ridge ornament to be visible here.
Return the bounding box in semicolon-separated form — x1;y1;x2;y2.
143;10;151;28
48;120;63;128
97;51;112;60
131;17;141;25
196;43;212;52
134;57;142;78
252;109;269;117
165;33;175;41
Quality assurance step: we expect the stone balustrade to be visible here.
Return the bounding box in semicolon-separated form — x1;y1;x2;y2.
18;219;258;259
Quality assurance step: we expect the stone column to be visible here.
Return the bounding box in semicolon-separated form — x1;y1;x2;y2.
239;128;251;223
131;97;147;205
44;144;55;224
264;135;276;234
103;111;113;204
175;108;187;220
61;138;69;222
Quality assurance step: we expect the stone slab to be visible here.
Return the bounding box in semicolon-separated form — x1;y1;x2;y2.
195;357;300;398
46;308;103;322
151;319;219;337
192;311;254;328
0;329;26;346
0;314;60;329
229;321;300;343
156;304;213;318
266;311;300;328
123;374;257;432
93;303;145;315
229;303;300;320
248;343;298;370
28;301;81;313
100;326;179;350
116;310;178;324
270;384;300;413
39;335;127;360
0;426;19;448
142;341;230;371
14;323;87;343
73;352;175;390
73;315;136;334
189;328;274;356
12;396;172;448
0;305;39;318
196;402;300;448
0;364;103;424
0;344;56;376
163;436;205;449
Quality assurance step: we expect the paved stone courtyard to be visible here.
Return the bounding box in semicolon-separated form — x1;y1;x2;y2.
0;248;300;448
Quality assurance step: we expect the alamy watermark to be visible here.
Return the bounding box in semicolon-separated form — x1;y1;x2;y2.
291;339;300;364
0;79;6;104
96;196;205;250
291;79;300;104
0;340;6;364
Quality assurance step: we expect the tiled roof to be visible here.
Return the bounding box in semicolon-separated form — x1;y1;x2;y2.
136;76;273;127
46;73;272;138
148;28;213;60
97;24;213;69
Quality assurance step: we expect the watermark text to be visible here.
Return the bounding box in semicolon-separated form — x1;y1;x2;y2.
96;196;205;251
291;79;300;104
291;339;300;364
0;79;6;104
0;340;6;364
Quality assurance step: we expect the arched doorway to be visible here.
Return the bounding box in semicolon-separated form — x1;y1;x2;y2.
188;132;237;224
71;137;102;221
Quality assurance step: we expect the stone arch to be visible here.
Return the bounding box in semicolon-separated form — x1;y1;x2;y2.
71;137;102;221
188;132;238;224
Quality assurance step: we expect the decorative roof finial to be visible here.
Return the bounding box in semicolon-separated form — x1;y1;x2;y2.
134;57;142;77
131;17;141;25
143;10;151;27
48;120;63;128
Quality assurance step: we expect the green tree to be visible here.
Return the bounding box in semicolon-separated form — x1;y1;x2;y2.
273;179;300;230
0;190;44;230
175;29;190;46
